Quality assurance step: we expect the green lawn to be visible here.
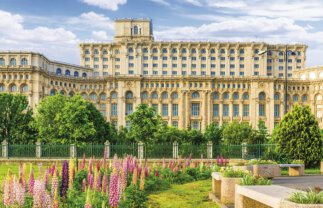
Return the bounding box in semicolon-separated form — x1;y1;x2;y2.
281;168;320;176
148;180;219;208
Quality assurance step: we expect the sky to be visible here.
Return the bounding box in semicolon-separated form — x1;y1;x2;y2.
1;0;323;67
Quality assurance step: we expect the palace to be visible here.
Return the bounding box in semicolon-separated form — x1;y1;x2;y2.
0;19;323;132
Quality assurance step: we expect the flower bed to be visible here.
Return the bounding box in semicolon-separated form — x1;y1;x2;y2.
0;153;218;207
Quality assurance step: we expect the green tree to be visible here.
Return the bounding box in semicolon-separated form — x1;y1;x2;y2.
248;119;269;144
273;104;323;167
204;122;223;145
0;93;36;143
127;103;161;161
222;121;253;145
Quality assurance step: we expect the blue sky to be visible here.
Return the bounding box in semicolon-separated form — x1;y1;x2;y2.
1;0;323;67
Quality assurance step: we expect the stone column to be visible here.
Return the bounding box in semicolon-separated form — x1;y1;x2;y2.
70;144;77;158
173;141;179;159
138;141;144;159
207;141;213;159
36;140;41;158
2;140;8;158
104;140;110;159
242;142;247;159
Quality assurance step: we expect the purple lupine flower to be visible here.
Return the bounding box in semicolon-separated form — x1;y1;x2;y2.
60;160;69;200
72;168;75;181
189;153;192;161
28;168;34;196
195;160;198;168
82;153;86;170
44;168;49;186
51;164;56;177
122;160;128;189
155;170;159;177
109;169;120;207
89;159;93;175
89;174;94;190
220;156;223;166
102;173;108;194
217;155;219;165
145;166;148;177
96;171;101;191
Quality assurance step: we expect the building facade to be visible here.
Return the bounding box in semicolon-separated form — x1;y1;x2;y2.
0;19;322;132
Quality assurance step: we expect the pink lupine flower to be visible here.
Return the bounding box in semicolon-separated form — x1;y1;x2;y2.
82;153;86;170
82;179;86;192
102;173;108;194
19;163;23;178
220;156;223;166
155;170;159;177
96;171;101;191
122;160;128;189
28;168;34;196
72;168;75;181
51;171;59;198
145;166;148;177
168;160;172;168
14;179;25;206
189;153;192;161
89;159;93;175
33;178;50;208
109;169;120;207
195;161;198;168
3;176;13;207
96;161;100;172
52;189;60;208
44;168;49;186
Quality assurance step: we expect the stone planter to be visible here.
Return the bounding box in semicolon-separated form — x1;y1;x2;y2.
253;164;281;178
220;177;242;204
233;165;253;174
280;200;323;208
289;164;305;176
320;162;323;175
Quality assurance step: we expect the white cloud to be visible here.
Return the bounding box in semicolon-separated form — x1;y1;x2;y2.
0;10;79;64
81;0;127;11
182;0;202;7
150;0;170;6
67;11;114;30
92;30;112;41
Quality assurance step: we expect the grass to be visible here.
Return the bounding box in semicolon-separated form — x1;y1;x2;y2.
148;179;220;208
281;168;320;176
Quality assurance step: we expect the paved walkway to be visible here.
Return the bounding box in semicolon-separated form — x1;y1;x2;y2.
273;175;323;190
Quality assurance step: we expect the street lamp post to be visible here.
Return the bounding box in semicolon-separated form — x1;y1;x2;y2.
259;45;296;115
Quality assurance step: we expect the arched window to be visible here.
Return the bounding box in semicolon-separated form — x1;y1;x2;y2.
181;49;187;53
0;58;5;66
134;26;138;35
126;91;133;99
223;93;229;99
103;50;108;54
22;85;28;92
143;48;148;53
213;93;219;99
82;73;87;78
152;92;158;99
153;48;158;53
285;94;290;101
100;93;106;100
302;95;307;101
128;48;133;53
85;50;90;54
162;92;168;99
220;49;225;54
172;48;177;53
172;92;178;99
21;58;28;66
201;49;206;54
191;49;196;53
142;92;148;99
94;50;99;54
230;49;235;54
274;93;280;100
293;95;299;101
82;93;87;99
91;93;97;100
243;93;249;100
233;93;239;100
162;48;167;53
74;71;79;77
259;92;265;100
192;92;200;98
115;50;119;54
11;85;17;92
56;68;62;75
69;92;74;97
111;92;117;99
10;58;16;66
0;85;6;92
60;91;64;95
65;70;70;76
317;94;322;101
50;90;55;96
240;49;244;54
211;49;215;54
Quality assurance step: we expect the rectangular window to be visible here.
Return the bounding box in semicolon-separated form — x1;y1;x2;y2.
240;64;244;68
152;104;158;115
126;103;133;115
254;71;259;75
211;57;216;61
213;104;219;116
220;64;225;68
94;65;99;69
115;58;120;61
143;56;148;60
230;71;235;76
111;103;118;116
162;64;167;68
243;104;249;117
172;121;178;128
201;71;206;75
182;64;187;68
254;64;259;68
201;57;206;61
230;57;235;61
153;64;158;67
259;104;265;116
240;72;244;76
94;72;99;76
143;71;148;75
103;58;108;62
85;57;90;61
100;110;106;117
128;70;134;74
240;57;244;61
153;71;158;75
254;57;259;61
274;104;280;117
191;64;196;68
162;104;168;116
153;56;158;60
233;104;239;116
279;73;283;77
192;71;196;75
162;71;167;75
172;71;177;75
297;59;301;63
288;59;292;63
143;64;148;67
129;56;134;60
279;66;283;70
220;71;225;76
211;71;216;75
182;57;187;60
94;57;99;61
172;104;178;116
172;64;177;68
192;121;199;130
267;66;272;70
220;57;225;61
192;103;200;116
267;59;272;63
103;65;108;69
288;66;292;70
223;104;229;116
279;59;284;62
126;121;131;130
182;71;187;75
191;57;196;60
230;64;235;68
211;64;216;68
162;56;167;60
201;64;206;68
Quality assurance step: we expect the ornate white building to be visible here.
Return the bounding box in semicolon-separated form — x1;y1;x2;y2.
0;19;322;132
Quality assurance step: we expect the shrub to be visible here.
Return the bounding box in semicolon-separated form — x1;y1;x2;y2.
245;159;277;166
288;189;323;204
119;185;148;208
239;174;272;186
221;168;247;178
291;160;304;164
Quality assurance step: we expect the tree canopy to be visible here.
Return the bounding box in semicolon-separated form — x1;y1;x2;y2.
273;104;323;167
222;121;253;145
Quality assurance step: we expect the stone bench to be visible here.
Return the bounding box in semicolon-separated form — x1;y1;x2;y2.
279;164;305;176
211;172;242;205
235;185;322;208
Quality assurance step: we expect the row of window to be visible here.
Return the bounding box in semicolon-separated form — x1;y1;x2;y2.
0;74;29;80
0;58;28;66
56;68;87;77
0;84;28;92
84;48;302;56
